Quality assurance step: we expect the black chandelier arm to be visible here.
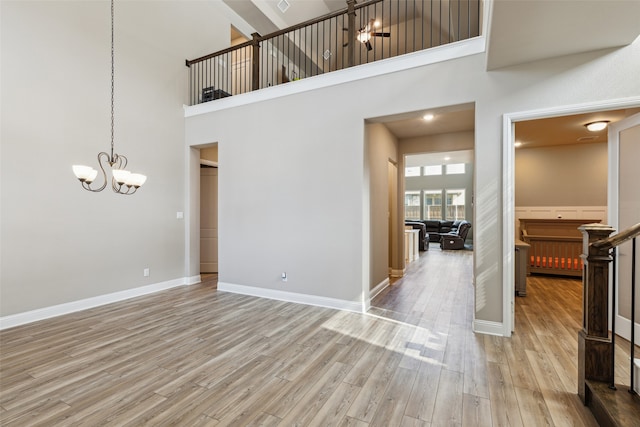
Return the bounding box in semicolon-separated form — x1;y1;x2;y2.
112;153;128;169
116;184;138;195
81;180;102;193
75;152;109;192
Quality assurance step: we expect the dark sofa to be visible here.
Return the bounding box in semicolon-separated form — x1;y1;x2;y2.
422;220;465;243
405;219;471;250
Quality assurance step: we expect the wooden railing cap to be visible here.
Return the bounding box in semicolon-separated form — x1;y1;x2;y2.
592;222;640;250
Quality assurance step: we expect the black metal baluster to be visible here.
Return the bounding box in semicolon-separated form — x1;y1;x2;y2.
611;247;617;390
631;237;637;394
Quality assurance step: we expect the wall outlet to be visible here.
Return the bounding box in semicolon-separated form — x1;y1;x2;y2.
281;272;287;282
143;268;150;277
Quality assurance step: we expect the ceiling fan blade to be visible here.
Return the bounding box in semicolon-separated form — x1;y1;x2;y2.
371;32;391;37
365;40;372;51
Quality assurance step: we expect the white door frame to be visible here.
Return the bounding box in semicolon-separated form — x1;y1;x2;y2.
609;112;640;343
501;97;640;337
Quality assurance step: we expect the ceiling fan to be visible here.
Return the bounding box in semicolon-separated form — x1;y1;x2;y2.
343;19;391;51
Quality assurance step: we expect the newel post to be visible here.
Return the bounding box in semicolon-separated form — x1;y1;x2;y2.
347;0;356;67
251;32;261;91
578;223;616;403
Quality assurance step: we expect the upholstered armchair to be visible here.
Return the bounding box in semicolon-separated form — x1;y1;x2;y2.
440;221;471;250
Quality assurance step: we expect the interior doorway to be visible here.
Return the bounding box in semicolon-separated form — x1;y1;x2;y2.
365;103;476;315
200;144;219;275
503;103;640;336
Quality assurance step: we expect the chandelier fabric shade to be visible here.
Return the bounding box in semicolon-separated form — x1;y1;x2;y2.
72;0;146;195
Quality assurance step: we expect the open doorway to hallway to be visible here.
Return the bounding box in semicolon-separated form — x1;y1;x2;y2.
365;102;475;310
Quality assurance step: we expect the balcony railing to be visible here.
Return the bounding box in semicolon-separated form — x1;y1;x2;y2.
186;0;481;106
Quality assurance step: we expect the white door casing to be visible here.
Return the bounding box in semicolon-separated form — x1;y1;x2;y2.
609;112;640;343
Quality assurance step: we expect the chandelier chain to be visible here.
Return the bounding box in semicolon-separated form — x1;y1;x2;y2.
111;0;115;159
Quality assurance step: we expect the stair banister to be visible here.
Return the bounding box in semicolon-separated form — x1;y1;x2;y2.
578;222;640;408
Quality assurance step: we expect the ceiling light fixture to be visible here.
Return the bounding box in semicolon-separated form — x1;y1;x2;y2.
584;121;610;132
72;0;146;195
423;113;434;121
514;142;523;148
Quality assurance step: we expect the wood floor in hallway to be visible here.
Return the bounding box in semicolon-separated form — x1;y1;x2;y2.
2;248;630;426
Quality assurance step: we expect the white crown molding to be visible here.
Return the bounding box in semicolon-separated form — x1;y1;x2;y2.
0;278;194;330
218;282;364;313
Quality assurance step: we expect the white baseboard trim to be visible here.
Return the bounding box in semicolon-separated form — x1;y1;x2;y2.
186;274;202;285
634;358;640;394
0;278;189;330
370;278;390;300
473;319;506;336
218;282;364;313
615;314;640;343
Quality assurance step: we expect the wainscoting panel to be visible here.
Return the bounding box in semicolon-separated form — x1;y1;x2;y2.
515;206;607;238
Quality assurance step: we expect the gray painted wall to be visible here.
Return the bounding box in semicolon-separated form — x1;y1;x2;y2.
1;0;231;316
186;40;640;324
2;0;640;330
515;142;607;206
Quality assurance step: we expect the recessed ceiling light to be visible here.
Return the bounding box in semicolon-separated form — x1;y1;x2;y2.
423;113;434;121
584;121;610;132
444;156;451;161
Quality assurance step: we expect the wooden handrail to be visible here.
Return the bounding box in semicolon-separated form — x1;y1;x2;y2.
185;0;384;67
592;222;640;250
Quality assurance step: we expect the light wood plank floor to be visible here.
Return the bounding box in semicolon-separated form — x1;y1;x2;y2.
1;250;636;426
